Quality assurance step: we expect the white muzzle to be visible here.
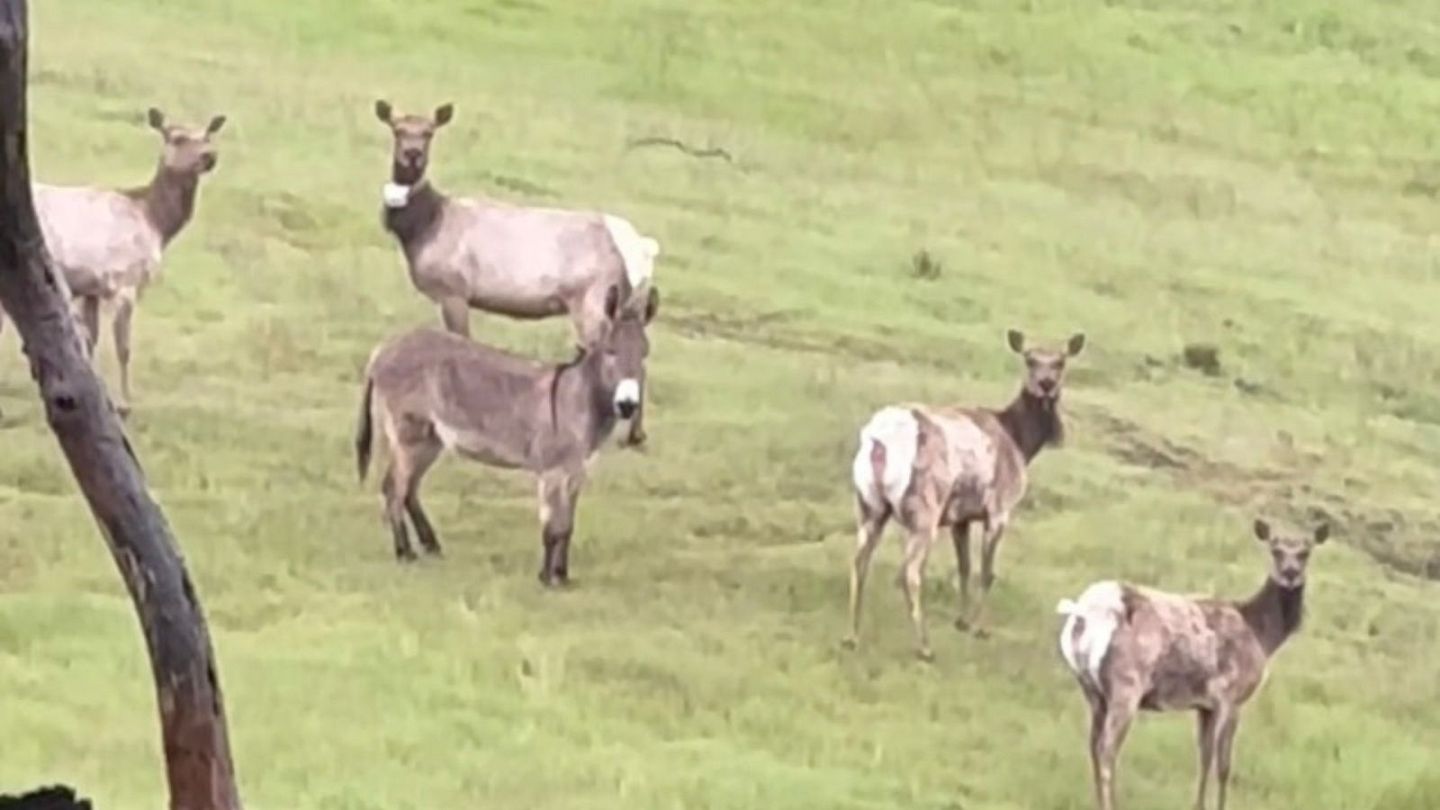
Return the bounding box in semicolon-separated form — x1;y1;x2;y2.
382;182;411;209
614;378;641;416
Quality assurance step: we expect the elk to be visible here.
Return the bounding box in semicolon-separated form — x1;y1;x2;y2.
373;100;660;447
0;107;225;414
355;284;658;584
845;329;1085;659
1056;519;1332;810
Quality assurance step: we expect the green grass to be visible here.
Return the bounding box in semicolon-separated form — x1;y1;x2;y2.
3;0;1440;807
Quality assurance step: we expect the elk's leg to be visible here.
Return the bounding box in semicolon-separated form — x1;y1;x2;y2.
968;514;1008;637
78;295;100;360
844;496;890;649
1194;708;1217;810
899;523;937;661
1214;709;1240;810
536;470;581;587
112;293;135;415
1094;692;1140;810
440;297;471;339
403;437;444;557
951;520;972;630
380;465;416;562
1085;691;1108;810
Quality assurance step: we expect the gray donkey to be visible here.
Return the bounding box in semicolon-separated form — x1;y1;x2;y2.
355;284;658;585
374;100;660;447
0;107;225;415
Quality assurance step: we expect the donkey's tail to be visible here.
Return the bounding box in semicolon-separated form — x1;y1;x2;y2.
355;377;375;483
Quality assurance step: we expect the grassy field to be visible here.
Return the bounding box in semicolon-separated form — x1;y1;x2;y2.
3;0;1440;807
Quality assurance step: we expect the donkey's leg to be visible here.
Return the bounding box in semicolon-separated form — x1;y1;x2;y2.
968;513;1010;637
844;496;890;649
112;293;136;415
1193;708;1217;810
380;465;416;562
440;297;471;339
1213;708;1240;810
536;469;582;586
403;437;444;557
898;521;938;661
950;520;973;630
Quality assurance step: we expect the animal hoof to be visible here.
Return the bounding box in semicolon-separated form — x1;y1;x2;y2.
424;546;444;558
954;616;972;632
915;647;935;663
395;550;418;564
116;403;132;420
971;626;991;640
840;636;859;651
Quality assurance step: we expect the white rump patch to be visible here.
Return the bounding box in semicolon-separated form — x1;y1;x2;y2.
1056;580;1126;689
614;378;641;408
852;406;919;511
603;215;660;289
382;182;412;208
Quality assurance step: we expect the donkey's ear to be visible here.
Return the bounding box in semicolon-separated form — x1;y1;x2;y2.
206;115;227;136
1253;519;1272;542
374;100;393;124
1006;329;1025;354
146;107;166;132
643;287;660;324
1067;333;1086;356
1313;523;1331;545
604;285;621;320
434;103;454;127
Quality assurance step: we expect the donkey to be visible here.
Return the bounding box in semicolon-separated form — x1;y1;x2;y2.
845;329;1085;659
0;108;225;415
374;100;660;447
355;284;658;583
1056;519;1331;810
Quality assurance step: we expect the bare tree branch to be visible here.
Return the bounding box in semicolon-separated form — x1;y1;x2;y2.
0;3;241;808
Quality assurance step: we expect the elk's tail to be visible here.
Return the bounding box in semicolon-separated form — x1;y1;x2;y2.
356;377;375;483
603;214;660;292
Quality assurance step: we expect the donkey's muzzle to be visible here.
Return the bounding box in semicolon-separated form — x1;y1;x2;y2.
614;378;641;419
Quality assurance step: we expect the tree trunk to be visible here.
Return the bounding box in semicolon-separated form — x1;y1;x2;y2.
0;3;241;809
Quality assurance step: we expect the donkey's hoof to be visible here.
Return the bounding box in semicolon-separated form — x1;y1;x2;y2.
971;626;992;640
395;550;418;564
953;616;972;632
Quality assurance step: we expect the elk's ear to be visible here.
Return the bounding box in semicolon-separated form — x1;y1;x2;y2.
1313;523;1331;545
374;100;393;125
206;115;227;136
604;285;621;320
1006;329;1025;354
1253;519;1272;542
1067;332;1086;356
147;107;166;132
643;287;660;324
434;103;454;127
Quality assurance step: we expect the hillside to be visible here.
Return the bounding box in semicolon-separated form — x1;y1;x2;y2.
3;1;1440;808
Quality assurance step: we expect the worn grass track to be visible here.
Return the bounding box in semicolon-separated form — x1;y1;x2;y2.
3;1;1440;808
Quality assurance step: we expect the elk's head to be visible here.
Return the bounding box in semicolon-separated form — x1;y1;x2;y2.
598;286;659;421
374;100;452;199
1008;329;1085;403
148;108;225;176
1254;519;1330;589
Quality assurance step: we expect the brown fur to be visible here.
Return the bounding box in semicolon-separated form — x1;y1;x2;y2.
846;329;1085;658
1059;519;1331;810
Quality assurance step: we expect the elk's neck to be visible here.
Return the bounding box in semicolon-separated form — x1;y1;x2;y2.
383;180;446;258
1238;577;1305;657
996;389;1064;463
131;164;201;246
